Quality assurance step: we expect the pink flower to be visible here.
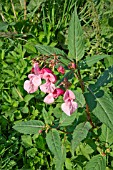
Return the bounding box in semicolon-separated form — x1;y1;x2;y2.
31;63;41;75
40;81;56;93
40;68;53;74
57;66;65;74
42;72;57;83
44;88;64;104
24;74;41;93
61;100;78;116
52;88;64;98
61;90;78;116
63;89;75;102
44;93;54;104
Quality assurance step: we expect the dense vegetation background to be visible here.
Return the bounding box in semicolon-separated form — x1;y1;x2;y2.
1;0;113;169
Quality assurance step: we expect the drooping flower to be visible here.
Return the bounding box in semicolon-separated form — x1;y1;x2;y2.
44;88;64;104
42;72;57;83
63;89;75;102
24;74;41;93
40;81;56;93
57;66;65;74
61;90;78;116
61;100;78;116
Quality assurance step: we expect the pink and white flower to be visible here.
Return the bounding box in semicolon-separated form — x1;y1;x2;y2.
24;74;41;93
40;81;56;93
61;90;78;116
44;88;64;104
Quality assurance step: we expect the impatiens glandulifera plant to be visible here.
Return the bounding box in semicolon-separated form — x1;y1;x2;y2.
13;3;113;170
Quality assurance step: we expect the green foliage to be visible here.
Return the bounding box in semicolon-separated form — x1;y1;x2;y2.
85;155;106;170
68;3;84;61
71;122;92;155
1;0;113;169
13;120;45;134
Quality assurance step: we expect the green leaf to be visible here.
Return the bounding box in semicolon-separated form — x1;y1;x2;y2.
0;22;8;31
42;108;52;125
59;112;76;127
73;88;85;107
27;0;45;11
86;55;111;67
68;4;84;61
71;122;91;155
85;155;106;170
91;65;113;91
13;120;45;134
35;44;66;56
35;44;70;65
27;148;37;157
85;91;113;132
24;94;34;102
21;135;33;148
99;124;113;145
46;129;62;159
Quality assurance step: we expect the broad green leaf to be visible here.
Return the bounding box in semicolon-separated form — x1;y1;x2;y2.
13;120;45;134
59;111;77;127
0;22;8;31
54;145;66;170
27;148;37;157
35;44;66;56
99;124;113;146
27;0;45;11
71;122;91;155
73;88;85;107
86;55;111;67
46;129;62;159
21;135;33;148
68;4;84;61
85;91;113;132
85;155;106;170
24;94;34;102
42;108;52;125
92;65;113;91
35;44;71;65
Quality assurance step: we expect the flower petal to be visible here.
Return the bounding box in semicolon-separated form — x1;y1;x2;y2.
24;80;38;93
63;89;75;101
44;93;54;104
40;81;55;93
61;101;78;116
32;75;41;86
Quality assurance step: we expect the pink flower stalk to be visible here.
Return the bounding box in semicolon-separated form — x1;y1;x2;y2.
31;63;41;75
24;74;41;93
44;88;64;104
57;66;65;74
61;90;78;116
40;81;56;93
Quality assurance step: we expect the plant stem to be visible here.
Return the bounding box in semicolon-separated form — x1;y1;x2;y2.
77;67;95;128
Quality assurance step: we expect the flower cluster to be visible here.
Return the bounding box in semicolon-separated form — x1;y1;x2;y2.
24;63;78;116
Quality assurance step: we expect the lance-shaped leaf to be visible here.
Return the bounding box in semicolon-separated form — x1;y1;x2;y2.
71;122;91;155
86;54;111;67
35;44;70;66
59;111;77;127
46;129;62;159
99;124;113;146
13;120;45;134
90;65;113;92
68;4;84;61
85;155;106;170
85;90;113;132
